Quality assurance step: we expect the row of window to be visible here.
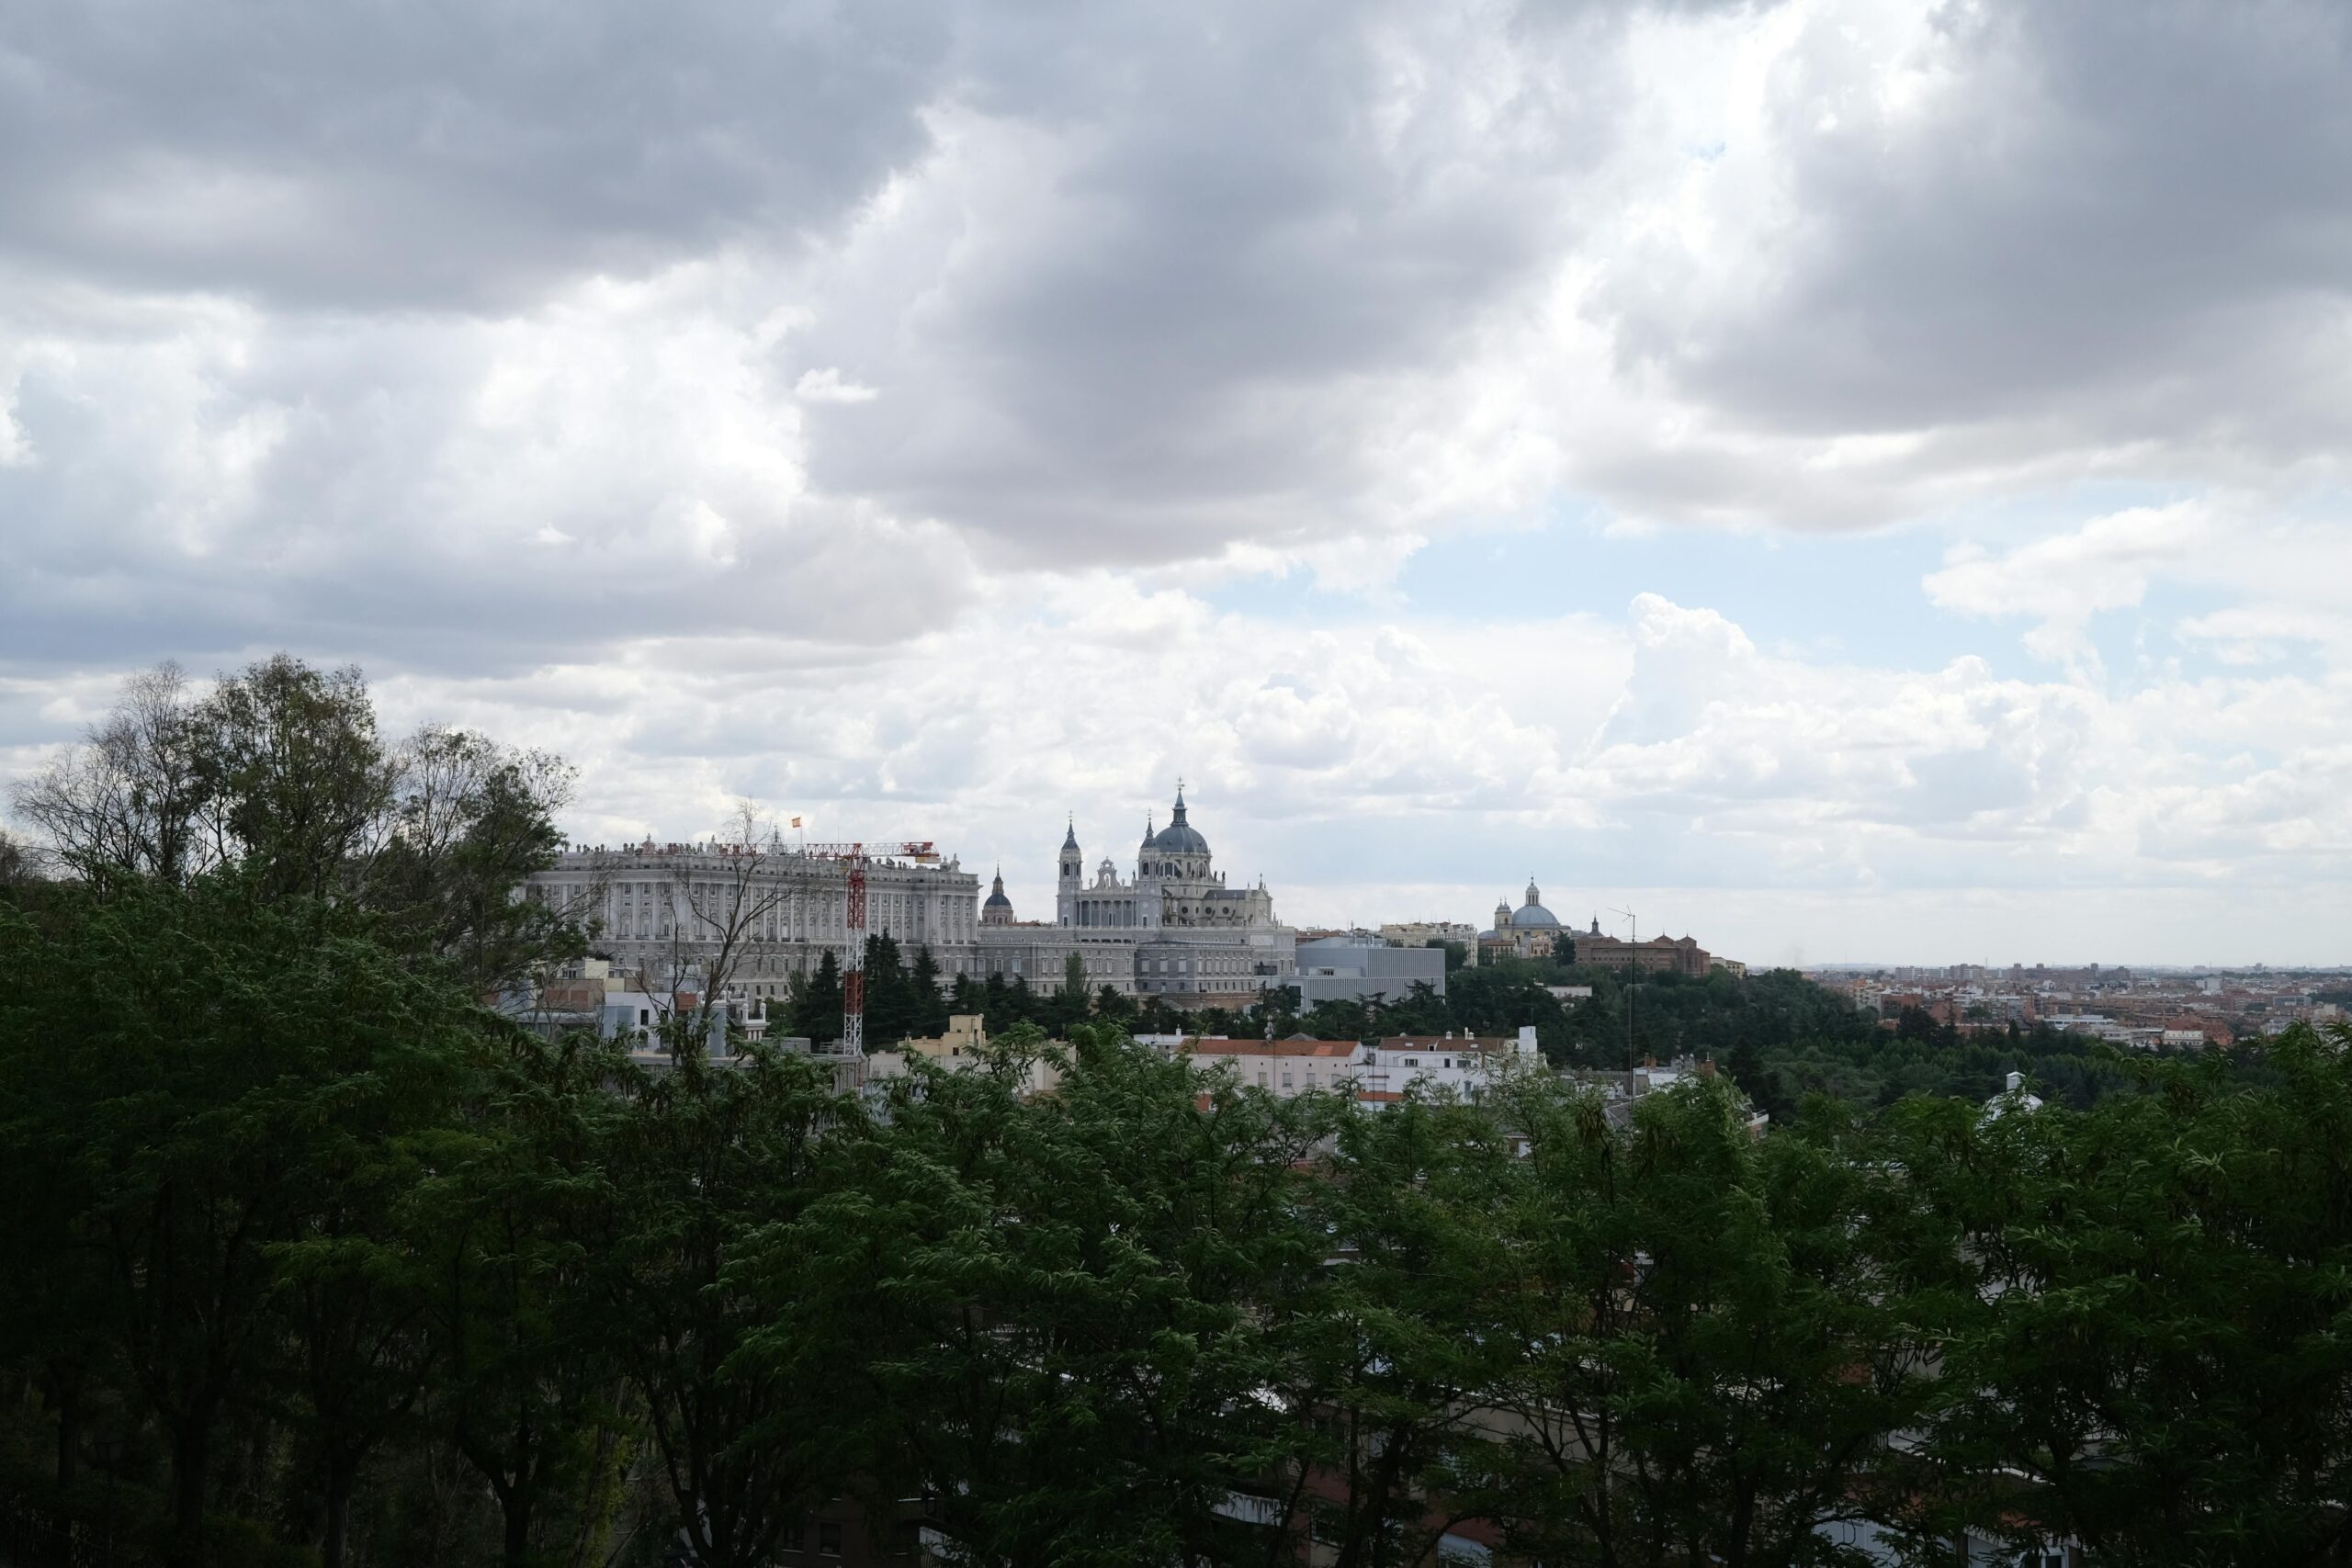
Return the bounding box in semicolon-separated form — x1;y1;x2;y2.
536;882;975;937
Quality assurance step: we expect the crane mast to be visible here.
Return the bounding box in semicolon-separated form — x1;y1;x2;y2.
797;840;940;1055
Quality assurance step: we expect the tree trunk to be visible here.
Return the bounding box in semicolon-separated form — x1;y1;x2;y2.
322;1453;358;1568
51;1374;79;1491
170;1416;211;1562
502;1483;535;1568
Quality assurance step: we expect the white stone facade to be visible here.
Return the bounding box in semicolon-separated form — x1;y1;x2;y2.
1048;789;1295;1000
974;789;1295;1001
528;790;1294;1011
525;840;981;1008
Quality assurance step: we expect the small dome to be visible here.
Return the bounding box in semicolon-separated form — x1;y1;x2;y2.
982;869;1012;910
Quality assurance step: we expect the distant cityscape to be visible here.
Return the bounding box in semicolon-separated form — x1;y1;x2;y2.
525;787;1740;1020
523;786;2346;1055
1806;962;2350;1048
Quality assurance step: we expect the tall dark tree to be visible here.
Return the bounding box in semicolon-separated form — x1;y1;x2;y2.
0;876;493;1562
763;1023;1330;1566
356;723;580;989
949;971;981;1016
266;973;488;1568
908;944;951;1036
1893;1025;2352;1565
421;1032;632;1568
1056;951;1093;1032
790;951;845;1048
197;655;397;906
861;932;915;1046
0;826;39;891
594;1028;864;1568
1466;1074;1932;1566
1279;1090;1516;1568
8;656;579;987
9;661;214;890
1094;983;1138;1027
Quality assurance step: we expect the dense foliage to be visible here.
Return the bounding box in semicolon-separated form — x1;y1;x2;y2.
6;661;2348;1567
942;948;2166;1120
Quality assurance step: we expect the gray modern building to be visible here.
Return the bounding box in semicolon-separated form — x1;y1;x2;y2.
1289;931;1446;1007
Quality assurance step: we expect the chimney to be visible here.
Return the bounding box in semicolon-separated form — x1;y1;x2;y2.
1517;1025;1537;1057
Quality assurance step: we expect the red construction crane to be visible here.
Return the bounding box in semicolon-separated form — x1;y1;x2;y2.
798;840;941;1054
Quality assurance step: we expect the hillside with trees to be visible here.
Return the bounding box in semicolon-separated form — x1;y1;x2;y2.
5;660;2346;1567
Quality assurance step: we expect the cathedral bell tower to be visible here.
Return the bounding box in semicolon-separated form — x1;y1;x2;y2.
1057;818;1083;926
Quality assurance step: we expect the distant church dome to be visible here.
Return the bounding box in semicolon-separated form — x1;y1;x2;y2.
981;867;1014;926
1148;787;1210;856
1512;877;1560;929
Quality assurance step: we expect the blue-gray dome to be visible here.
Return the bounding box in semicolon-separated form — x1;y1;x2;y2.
1150;790;1209;855
1151;821;1209;854
1512;878;1560;928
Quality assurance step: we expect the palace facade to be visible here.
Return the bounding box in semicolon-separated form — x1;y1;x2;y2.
525;789;1295;1016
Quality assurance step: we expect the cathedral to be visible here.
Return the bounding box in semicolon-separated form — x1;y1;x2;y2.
978;787;1296;1000
1481;878;1565;959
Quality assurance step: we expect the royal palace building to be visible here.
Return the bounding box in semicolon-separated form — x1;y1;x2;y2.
525;788;1295;1014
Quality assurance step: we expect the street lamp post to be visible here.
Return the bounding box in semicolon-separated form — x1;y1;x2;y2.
1611;907;1638;1073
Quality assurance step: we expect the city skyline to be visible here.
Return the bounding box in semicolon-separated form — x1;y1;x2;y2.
5;2;2350;966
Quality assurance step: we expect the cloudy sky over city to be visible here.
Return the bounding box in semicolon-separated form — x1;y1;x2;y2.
4;0;2348;964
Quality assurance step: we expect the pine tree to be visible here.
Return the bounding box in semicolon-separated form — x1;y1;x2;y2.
1057;952;1092;1033
910;945;951;1036
865;933;911;1046
792;951;844;1048
1094;984;1137;1027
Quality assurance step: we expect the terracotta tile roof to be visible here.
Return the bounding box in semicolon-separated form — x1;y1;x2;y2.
1183;1038;1363;1058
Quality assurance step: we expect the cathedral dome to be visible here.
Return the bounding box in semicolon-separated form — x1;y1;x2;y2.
983;870;1012;912
1512;878;1560;929
1148;788;1210;855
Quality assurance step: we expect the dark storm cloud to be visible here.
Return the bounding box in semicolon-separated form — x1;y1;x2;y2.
6;0;2352;695
791;0;1639;561
0;0;953;310
1608;0;2352;453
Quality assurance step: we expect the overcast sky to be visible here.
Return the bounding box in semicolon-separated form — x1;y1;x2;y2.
4;0;2349;966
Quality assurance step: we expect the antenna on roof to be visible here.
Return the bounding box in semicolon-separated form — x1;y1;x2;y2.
1611;905;1638;1073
